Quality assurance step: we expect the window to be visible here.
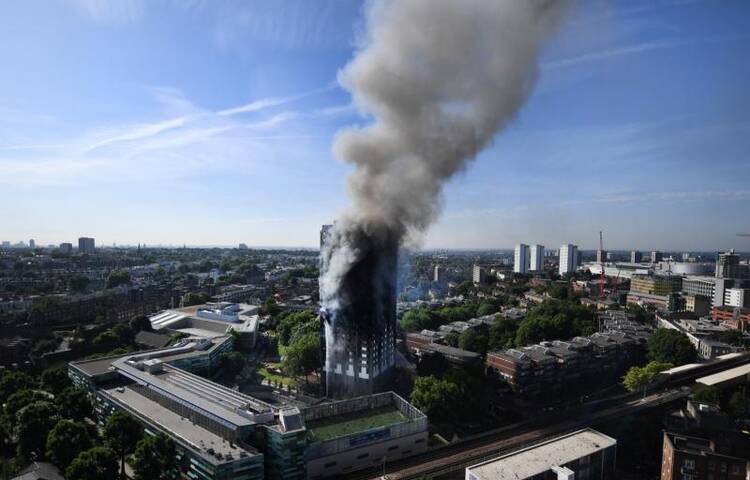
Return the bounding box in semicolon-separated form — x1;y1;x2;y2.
401;450;412;456
731;465;740;475
387;445;399;451
324;461;336;468
357;453;369;460
683;459;695;470
415;438;425;444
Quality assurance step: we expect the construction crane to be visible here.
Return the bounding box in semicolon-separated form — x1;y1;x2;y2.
599;230;606;299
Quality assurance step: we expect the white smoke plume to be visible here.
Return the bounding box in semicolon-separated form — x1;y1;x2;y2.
321;0;570;307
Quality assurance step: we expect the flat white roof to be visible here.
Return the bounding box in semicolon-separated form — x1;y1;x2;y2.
466;429;616;480
696;363;750;387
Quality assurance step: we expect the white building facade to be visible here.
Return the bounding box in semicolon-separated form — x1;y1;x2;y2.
530;245;544;272
514;244;529;274
559;244;579;276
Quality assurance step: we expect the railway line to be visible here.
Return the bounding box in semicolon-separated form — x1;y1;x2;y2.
344;352;750;480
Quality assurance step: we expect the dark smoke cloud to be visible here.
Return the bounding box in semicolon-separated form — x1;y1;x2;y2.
321;0;569;306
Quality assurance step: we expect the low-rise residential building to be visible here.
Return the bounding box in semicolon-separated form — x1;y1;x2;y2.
487;328;648;398
712;306;750;331
466;428;617;480
405;333;482;365
661;432;749;480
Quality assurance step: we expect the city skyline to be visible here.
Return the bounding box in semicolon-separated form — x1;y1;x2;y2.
1;0;749;250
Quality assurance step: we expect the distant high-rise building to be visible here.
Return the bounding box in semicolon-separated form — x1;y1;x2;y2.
238;243;248;250
651;251;663;263
726;288;749;308
29;239;35;249
715;249;741;278
596;250;608;263
559;244;578;275
78;237;95;254
433;265;445;283
1;241;9;249
530;245;544;271
473;265;487;284
682;252;691;262
59;243;73;254
514;244;529;274
631;250;642;263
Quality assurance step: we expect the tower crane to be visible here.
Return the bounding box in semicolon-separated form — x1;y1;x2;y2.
599;230;606;299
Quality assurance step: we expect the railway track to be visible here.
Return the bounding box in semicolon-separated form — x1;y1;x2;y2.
342;353;749;480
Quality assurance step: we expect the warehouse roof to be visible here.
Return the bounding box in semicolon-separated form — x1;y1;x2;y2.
466;429;616;480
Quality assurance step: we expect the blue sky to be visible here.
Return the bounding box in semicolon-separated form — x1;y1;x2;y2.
1;0;748;251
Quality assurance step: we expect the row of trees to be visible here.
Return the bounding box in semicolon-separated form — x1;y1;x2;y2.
0;367;176;480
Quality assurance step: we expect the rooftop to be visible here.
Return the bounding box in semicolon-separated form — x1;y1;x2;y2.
105;386;260;465
466;429;616;480
113;358;274;426
696;362;750;387
307;405;406;442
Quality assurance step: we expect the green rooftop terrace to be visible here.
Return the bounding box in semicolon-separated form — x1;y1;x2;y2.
307;406;406;442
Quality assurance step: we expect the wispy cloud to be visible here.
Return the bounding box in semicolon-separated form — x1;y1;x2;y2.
0;85;353;187
543;40;681;70
64;0;145;24
218;86;334;116
598;190;750;204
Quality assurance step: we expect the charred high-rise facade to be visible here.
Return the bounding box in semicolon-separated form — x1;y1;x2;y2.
320;225;397;399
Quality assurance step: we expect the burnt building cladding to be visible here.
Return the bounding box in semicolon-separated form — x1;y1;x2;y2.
320;226;397;399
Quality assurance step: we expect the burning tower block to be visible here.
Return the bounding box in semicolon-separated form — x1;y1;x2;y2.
320;226;397;398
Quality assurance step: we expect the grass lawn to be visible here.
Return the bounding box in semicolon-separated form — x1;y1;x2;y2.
308;406;406;442
258;363;293;386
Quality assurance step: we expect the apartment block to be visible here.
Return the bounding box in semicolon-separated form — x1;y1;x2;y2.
661;432;749;480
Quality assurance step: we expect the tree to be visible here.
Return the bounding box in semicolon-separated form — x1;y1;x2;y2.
282;333;321;382
623;361;672;398
132;434;177;480
476;299;501;317
220;351;246;378
103;411;143;477
105;270;131;289
489;316;520;350
727;389;749;418
93;331;119;351
458;329;488;355
692;385;721;404
68;276;90;293
0;371;32;404
647;328;697;365
65;447;119;480
444;332;459;348
399;308;436;332
112;323;135;345
46;419;92;470
129;315;153;333
183;291;210;306
33;338;59;356
42;367;72;395
58;387;93;421
4;389;48;418
277;310;317;346
410;376;460;422
16;401;60;459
